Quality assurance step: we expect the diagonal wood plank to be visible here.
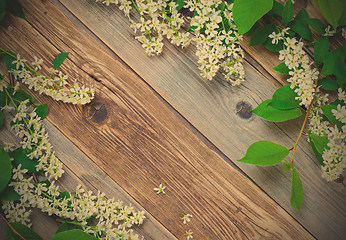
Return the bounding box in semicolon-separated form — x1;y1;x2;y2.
0;110;176;240
53;0;346;239
0;0;315;239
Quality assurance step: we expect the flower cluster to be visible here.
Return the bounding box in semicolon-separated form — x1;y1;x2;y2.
309;88;346;182
97;0;190;56
1;82;144;239
11;99;65;181
9;53;95;105
271;29;319;107
96;0;245;84
186;0;245;84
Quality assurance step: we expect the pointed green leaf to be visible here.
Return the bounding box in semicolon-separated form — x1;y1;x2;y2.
309;133;329;154
282;161;292;173
5;0;24;19
264;39;284;52
34;103;48;120
0;0;5;21
250;25;275;46
3;51;17;71
295;8;310;21
290;19;311;40
0;148;12;192
0;90;7;107
49;229;98;240
233;0;273;35
53;52;69;69
267;1;283;17
282;0;293;25
321;104;343;129
0;110;4;127
252;99;302;122
290;168;304;210
0;185;20;201
273;62;290;75
309;139;324;166
270;85;301;109
9;222;42;240
314;37;329;66
56;223;76;235
306;18;325;34
238;141;289;166
13;89;33;105
9;148;39;173
314;0;343;30
318;77;339;90
174;0;185;11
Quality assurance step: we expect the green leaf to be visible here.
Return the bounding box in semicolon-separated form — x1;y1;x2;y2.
49;229;98;240
0;148;12;192
290;168;304;210
318;77;339;90
282;161;292;173
250;25;275;46
314;37;329;66
0;90;7;107
53;52;69;69
34;103;48;120
290;19;311;40
309;133;329;155
233;0;273;35
5;0;24;19
321;104;343;129
270;85;301;109
282;0;293;25
238;141;289;166
273;62;290;75
306;18;325;34
9;222;43;240
3;51;17;71
13;89;33;105
58;191;70;200
309;138;324;166
173;0;185;11
314;0;343;30
267;1;283;17
56;223;76;234
263;38;284;52
295;8;310;21
0;0;5;21
252;99;302;122
0;110;4;127
9;148;39;173
0;185;20;201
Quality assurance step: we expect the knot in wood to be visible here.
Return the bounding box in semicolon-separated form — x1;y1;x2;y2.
236;101;252;119
89;102;108;123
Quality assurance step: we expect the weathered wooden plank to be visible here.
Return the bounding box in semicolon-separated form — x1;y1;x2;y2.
0;0;315;239
0;112;176;239
51;0;345;239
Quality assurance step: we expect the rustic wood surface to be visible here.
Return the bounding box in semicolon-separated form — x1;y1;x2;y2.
0;0;344;239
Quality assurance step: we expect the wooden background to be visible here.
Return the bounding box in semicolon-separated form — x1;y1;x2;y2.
0;0;345;239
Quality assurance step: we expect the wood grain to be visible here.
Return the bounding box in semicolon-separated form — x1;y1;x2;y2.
0;0;316;239
52;0;346;239
0;110;176;240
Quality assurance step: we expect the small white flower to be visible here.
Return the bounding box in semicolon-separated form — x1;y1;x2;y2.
185;229;193;239
324;25;336;36
180;212;193;224
153;183;166;194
